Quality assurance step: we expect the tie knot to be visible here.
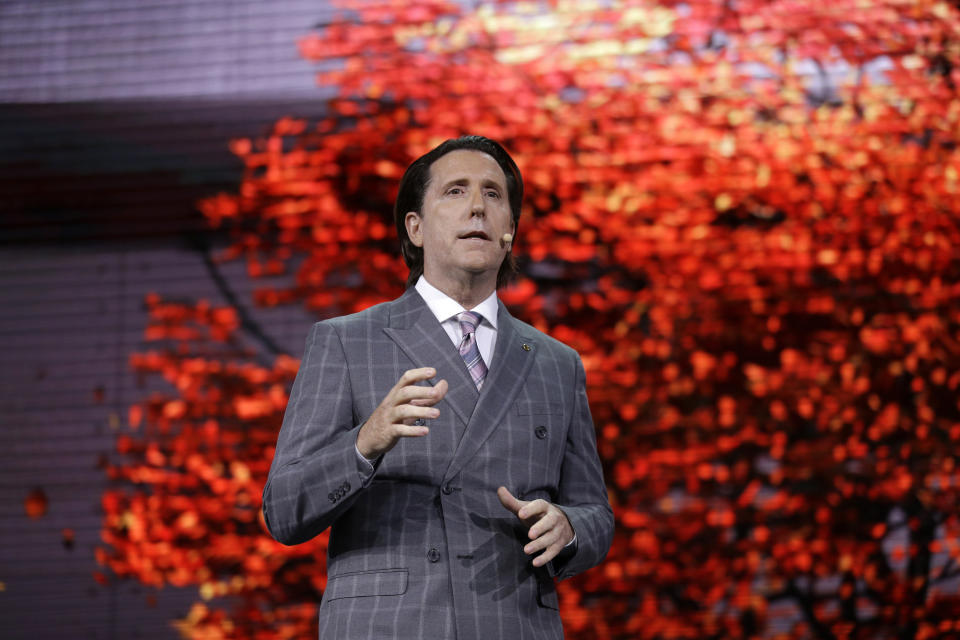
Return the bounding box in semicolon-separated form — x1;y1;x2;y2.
458;311;482;335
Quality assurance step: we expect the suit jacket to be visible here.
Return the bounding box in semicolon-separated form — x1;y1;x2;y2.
262;288;613;639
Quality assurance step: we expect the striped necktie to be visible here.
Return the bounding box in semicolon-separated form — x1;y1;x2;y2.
457;311;488;390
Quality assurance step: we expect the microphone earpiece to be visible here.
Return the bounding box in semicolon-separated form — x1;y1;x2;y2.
500;233;513;248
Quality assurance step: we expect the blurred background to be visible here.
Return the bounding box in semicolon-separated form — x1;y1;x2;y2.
1;1;959;638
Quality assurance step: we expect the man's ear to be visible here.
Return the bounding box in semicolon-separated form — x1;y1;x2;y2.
405;211;424;247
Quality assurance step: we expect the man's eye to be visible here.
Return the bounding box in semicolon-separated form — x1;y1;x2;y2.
485;190;501;199
447;187;464;195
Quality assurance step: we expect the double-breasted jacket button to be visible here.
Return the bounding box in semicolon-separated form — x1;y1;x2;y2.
442;482;453;495
535;425;548;439
343;482;351;492
328;492;336;503
427;548;441;563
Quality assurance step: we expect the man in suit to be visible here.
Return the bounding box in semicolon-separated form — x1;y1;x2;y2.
262;135;613;639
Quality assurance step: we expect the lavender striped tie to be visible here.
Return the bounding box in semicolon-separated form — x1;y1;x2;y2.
457;311;488;390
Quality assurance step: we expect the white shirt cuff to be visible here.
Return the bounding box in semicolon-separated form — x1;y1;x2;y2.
355;443;378;471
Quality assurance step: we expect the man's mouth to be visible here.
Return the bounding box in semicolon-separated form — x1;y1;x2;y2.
458;231;490;241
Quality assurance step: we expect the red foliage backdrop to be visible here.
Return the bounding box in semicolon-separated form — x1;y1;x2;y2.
99;1;960;638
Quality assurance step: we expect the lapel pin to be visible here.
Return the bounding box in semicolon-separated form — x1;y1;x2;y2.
522;343;531;351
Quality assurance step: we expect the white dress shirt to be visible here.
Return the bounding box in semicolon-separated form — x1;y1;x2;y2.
414;275;499;366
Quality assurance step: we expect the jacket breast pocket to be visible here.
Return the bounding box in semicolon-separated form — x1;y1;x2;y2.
323;568;408;602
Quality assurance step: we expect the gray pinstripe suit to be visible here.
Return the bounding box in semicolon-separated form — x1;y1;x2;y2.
263;288;613;639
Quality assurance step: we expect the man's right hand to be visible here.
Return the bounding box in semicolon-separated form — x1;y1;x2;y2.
356;367;448;460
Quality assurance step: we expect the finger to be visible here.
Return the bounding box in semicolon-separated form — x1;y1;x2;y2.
531;543;563;568
407;380;449;407
523;527;560;555
408;380;449;407
497;486;525;516
395;384;445;405
392;423;431;438
392;380;447;407
527;510;558;540
395;367;437;390
393;404;440;423
517;499;550;521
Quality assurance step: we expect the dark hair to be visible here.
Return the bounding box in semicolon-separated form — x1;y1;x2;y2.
394;135;524;288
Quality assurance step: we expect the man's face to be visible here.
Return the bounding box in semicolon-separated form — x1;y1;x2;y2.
406;149;514;286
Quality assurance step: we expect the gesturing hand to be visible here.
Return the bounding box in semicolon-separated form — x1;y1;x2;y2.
497;486;574;568
356;367;448;459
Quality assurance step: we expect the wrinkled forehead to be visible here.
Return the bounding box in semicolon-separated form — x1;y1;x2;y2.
426;149;507;190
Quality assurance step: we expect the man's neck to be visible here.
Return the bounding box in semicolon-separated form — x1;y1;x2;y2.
421;271;496;309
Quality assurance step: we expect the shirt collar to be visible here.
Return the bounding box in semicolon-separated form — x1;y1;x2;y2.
415;275;499;329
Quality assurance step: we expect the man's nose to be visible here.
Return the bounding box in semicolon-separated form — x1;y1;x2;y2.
470;190;485;217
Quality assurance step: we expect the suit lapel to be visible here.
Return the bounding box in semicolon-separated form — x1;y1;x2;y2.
383;289;479;429
443;301;537;481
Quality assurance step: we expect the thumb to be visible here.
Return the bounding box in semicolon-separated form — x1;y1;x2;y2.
497;486;525;515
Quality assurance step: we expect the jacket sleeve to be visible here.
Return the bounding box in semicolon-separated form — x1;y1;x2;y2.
261;321;376;545
551;354;614;580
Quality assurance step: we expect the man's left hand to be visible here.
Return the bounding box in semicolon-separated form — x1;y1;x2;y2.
497;486;574;568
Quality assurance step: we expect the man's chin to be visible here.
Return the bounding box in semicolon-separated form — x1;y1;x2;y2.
443;263;500;284
425;257;502;283
449;252;498;271
462;259;503;274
